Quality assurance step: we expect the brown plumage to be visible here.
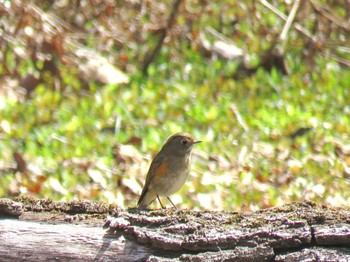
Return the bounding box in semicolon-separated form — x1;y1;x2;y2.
137;132;202;209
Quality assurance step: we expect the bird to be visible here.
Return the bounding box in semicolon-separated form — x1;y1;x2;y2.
137;132;202;209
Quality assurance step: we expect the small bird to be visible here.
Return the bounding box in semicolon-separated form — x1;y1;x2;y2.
137;132;202;209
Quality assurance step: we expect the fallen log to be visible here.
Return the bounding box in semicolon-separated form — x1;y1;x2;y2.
1;197;350;261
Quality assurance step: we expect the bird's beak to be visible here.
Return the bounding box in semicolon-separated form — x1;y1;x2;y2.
194;140;202;144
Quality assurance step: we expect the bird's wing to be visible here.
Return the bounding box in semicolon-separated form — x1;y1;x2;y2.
137;154;167;207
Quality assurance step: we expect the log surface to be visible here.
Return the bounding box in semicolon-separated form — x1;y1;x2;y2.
1;198;350;261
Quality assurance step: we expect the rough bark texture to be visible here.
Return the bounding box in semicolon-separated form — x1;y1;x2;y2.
1;197;350;261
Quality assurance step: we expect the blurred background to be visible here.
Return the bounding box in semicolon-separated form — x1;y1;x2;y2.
1;0;350;211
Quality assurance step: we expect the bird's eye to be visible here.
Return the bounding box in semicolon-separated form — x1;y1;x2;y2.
181;140;188;145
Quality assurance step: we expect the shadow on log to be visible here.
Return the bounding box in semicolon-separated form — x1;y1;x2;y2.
1;197;350;261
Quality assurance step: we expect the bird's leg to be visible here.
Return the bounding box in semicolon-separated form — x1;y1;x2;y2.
157;195;166;209
148;197;156;207
167;197;177;209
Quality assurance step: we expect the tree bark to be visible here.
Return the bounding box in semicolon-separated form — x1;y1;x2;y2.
1;198;350;261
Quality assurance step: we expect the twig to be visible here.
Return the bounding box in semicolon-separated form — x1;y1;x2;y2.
205;26;237;45
229;104;249;132
337;46;350;54
142;0;183;75
279;0;301;53
259;0;316;42
260;0;350;68
310;0;350;31
322;52;350;67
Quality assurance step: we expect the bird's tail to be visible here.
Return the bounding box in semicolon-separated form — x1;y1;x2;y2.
137;187;156;209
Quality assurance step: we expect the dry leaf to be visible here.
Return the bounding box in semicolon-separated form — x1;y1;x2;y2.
79;57;129;84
